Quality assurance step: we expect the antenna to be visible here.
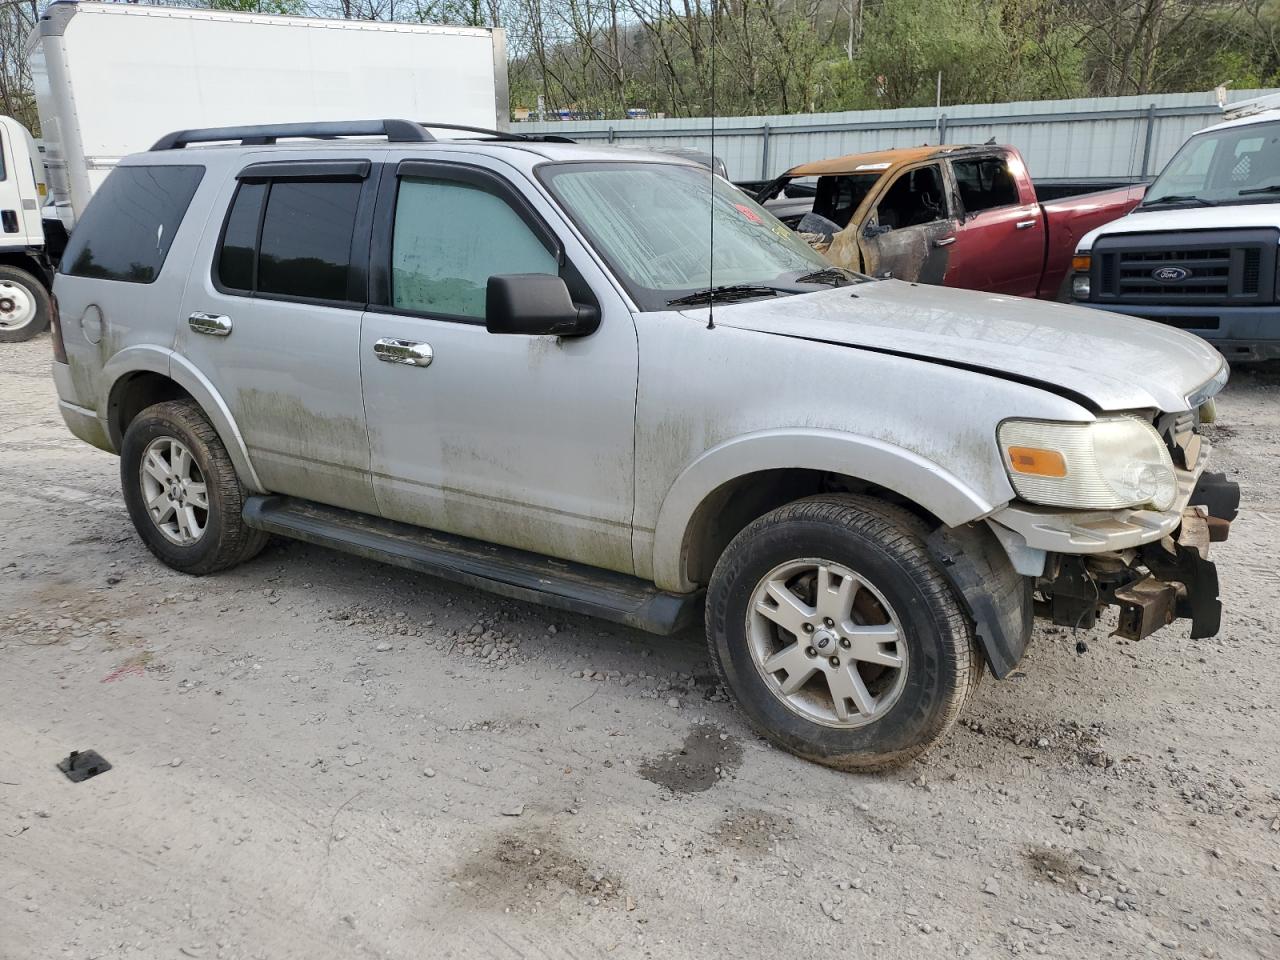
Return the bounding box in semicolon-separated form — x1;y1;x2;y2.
707;3;717;331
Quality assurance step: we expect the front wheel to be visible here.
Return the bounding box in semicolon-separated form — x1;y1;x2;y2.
0;265;51;343
706;494;982;771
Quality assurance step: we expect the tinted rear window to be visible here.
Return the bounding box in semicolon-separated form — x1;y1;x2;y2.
61;165;204;283
217;181;266;292
257;180;360;301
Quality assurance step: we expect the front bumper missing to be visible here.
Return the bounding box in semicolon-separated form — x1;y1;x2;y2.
1040;471;1239;641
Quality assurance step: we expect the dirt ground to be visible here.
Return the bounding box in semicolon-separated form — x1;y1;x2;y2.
2;333;1278;960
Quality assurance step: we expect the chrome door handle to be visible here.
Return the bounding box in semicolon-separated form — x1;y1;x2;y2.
374;337;433;367
1015;219;1038;230
933;236;957;247
189;312;232;337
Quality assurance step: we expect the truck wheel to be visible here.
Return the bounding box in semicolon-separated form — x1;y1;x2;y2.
120;400;268;575
706;494;982;771
0;265;51;343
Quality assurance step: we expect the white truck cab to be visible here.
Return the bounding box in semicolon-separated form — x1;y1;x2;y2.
1071;92;1280;362
0;115;54;342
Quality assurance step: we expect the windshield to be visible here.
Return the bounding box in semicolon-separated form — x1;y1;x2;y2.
539;161;833;311
1143;119;1280;207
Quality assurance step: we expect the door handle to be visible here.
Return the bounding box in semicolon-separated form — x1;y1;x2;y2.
1015;219;1038;230
189;312;232;336
374;337;433;367
933;236;957;248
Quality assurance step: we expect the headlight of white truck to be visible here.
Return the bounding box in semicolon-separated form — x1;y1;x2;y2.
998;417;1177;511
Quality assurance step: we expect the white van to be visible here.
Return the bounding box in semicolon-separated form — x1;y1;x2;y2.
1070;93;1280;362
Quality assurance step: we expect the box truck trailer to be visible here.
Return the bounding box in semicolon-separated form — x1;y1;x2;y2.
0;0;508;342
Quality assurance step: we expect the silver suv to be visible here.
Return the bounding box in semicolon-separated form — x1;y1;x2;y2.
50;120;1239;770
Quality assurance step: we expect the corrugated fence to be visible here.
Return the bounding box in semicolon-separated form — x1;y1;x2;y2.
516;90;1279;182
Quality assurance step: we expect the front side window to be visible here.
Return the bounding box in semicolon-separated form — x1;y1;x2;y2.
391;178;557;319
1144;120;1280;207
62;164;204;283
540;161;829;311
952;157;1020;213
874;164;947;230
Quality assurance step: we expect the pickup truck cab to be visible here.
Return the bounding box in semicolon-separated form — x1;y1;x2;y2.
50;120;1237;772
756;145;1144;299
1071;95;1280;362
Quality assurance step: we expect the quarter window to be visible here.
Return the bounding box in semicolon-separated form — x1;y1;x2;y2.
391;178;557;320
62;164;204;283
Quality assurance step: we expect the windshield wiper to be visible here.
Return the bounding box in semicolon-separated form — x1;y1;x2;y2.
1142;194;1217;207
1239;184;1280;196
666;284;781;307
794;268;859;286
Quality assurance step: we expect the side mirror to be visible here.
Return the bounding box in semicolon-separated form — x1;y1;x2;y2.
863;222;892;238
485;274;599;337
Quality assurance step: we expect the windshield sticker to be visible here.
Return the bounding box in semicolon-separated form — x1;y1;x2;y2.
734;203;764;223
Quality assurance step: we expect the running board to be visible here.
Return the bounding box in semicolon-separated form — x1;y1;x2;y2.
242;496;702;635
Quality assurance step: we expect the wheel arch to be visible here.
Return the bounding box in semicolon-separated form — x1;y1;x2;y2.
650;429;999;593
104;347;266;493
0;251;53;286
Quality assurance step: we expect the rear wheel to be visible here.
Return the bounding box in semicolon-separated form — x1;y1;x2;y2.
120;400;267;574
0;265;51;343
706;494;982;771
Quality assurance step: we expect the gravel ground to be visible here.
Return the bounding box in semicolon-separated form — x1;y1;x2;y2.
2;333;1278;960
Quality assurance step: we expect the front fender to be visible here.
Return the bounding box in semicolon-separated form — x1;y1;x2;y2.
650;428;1000;592
102;345;265;494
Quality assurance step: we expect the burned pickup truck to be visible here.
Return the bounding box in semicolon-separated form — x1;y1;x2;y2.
756;144;1145;299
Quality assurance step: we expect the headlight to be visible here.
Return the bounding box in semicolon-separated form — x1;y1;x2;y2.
998;416;1177;511
1071;274;1090;300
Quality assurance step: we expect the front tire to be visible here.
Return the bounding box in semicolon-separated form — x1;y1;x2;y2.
706;494;982;771
0;266;51;343
120;400;267;574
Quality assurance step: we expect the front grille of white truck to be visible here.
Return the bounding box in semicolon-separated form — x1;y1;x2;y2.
1092;228;1277;307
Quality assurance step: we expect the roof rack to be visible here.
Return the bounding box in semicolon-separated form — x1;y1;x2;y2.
150;119;435;151
419;122;574;144
1222;91;1280;122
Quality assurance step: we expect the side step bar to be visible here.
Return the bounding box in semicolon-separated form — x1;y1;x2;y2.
242;496;703;636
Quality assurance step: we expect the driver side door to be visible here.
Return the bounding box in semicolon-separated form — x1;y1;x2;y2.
856;163;957;283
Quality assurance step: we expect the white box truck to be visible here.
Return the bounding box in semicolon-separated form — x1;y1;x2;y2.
1;0;508;342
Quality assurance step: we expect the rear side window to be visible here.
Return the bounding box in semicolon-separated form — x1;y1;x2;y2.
62;165;204;283
215;178;362;303
952;157;1020;213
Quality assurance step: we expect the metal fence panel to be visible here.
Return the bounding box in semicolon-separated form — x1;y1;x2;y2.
517;90;1278;181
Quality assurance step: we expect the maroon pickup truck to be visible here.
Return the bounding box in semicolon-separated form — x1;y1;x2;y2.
755;144;1146;300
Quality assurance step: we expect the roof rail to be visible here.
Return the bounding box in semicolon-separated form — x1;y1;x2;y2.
420;122;575;143
150;119;434;151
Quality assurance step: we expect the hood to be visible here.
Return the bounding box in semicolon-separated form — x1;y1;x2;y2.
699;281;1224;413
1079;202;1280;249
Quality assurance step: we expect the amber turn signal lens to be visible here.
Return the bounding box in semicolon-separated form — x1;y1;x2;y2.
1071;254;1092;272
1007;446;1068;477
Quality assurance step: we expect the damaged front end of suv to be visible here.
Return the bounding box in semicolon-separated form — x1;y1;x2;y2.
986;384;1238;652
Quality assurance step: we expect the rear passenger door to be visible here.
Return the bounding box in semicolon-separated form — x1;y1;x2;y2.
176;155;382;515
946;152;1044;297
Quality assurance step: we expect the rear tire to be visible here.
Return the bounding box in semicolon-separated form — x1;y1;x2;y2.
0;266;51;343
120;400;267;574
706;494;982;771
